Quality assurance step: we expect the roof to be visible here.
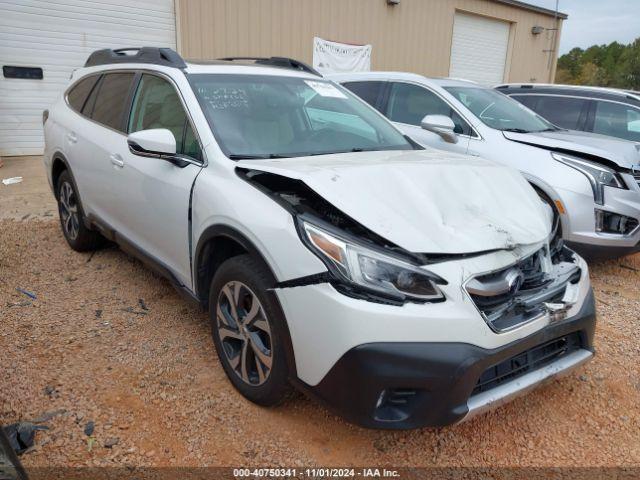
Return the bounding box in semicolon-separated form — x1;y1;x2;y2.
492;0;568;19
495;83;640;103
327;72;480;89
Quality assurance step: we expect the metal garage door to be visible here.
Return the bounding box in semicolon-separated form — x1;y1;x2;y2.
0;0;176;156
449;12;510;86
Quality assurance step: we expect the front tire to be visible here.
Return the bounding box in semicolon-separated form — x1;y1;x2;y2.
208;255;291;406
56;170;103;252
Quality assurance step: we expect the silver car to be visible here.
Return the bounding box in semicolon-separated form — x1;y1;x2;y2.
330;72;640;260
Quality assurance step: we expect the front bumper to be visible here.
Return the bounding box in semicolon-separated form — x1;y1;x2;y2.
300;288;596;430
558;175;640;258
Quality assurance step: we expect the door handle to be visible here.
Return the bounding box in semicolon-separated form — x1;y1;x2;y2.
66;132;77;144
110;153;125;168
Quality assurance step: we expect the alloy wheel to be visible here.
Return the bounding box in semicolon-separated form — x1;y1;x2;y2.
216;281;273;386
59;181;80;240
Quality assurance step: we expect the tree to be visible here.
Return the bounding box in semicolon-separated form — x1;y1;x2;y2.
555;38;640;89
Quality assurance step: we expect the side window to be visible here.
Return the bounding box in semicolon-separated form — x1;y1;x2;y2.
91;72;135;132
129;74;201;160
67;75;100;113
342;81;385;112
511;94;539;111
533;96;589;130
386;82;473;136
593;101;640;142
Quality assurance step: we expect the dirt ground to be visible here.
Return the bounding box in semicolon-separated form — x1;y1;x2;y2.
1;157;639;468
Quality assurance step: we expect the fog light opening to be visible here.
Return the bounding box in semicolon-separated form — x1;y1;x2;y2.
374;388;418;423
595;209;639;235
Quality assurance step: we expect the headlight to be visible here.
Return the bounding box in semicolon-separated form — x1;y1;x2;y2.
552;152;625;205
300;220;445;303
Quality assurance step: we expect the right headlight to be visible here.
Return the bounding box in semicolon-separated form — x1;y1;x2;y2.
551;152;626;205
299;219;446;303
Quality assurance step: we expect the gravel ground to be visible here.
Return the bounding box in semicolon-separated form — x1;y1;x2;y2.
1;218;639;468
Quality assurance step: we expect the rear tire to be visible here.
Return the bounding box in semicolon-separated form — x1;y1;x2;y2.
56;170;103;252
208;254;291;406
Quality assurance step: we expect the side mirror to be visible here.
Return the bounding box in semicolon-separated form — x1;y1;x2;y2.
127;129;198;168
420;115;458;144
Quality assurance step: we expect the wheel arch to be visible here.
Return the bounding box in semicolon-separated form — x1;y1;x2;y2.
523;174;567;237
194;224;298;377
51;152;71;200
194;224;279;308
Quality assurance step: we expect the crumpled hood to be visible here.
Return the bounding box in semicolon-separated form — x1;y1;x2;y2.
237;150;551;254
503;129;640;169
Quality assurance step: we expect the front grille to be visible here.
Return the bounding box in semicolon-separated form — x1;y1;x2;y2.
472;332;582;395
466;247;581;332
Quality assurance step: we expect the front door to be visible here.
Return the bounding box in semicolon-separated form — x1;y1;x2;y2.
114;73;203;288
384;82;472;154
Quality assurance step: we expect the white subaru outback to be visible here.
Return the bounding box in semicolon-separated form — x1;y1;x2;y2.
43;48;596;429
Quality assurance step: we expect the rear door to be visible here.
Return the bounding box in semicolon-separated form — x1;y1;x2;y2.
71;71;136;228
114;72;203;287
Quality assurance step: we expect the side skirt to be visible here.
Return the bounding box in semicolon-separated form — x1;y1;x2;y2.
86;214;202;310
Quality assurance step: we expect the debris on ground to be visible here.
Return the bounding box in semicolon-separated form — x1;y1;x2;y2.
2;177;23;186
31;410;66;424
3;423;48;455
15;288;36;300
138;298;149;311
83;421;94;437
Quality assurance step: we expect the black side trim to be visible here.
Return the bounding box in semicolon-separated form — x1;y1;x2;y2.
86;214;201;309
193;224;280;302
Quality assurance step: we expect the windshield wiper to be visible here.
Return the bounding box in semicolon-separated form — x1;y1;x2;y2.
228;153;291;160
501;128;532;134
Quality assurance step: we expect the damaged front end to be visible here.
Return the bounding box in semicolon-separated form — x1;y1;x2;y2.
465;243;582;332
238;168;448;305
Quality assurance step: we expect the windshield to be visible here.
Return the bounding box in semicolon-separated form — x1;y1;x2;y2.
188;74;413;158
445;86;556;133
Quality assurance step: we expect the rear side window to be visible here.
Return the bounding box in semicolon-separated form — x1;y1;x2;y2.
342;81;385;112
129;74;201;160
532;96;589;130
593;101;640;142
91;72;135;132
67;75;100;113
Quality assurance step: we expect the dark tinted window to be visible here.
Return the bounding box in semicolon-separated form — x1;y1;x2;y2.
91;73;135;131
343;81;385;111
533;96;589;129
67;75;100;113
129;74;201;159
387;82;473;136
593;101;640;142
511;94;539;111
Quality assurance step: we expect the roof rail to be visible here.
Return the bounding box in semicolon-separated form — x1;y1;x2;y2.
218;56;322;77
84;47;187;69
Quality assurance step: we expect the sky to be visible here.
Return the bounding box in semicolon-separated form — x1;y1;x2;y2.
525;0;640;54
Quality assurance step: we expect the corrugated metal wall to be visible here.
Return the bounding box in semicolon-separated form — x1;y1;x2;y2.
177;0;562;83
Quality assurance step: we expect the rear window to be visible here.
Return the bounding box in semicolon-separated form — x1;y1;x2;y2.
67;75;100;113
342;81;385;111
91;72;135;132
